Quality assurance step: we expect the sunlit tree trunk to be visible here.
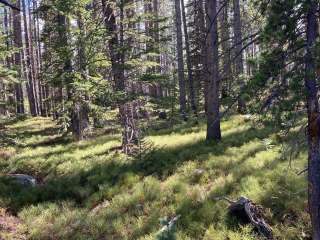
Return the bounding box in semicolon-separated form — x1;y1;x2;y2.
33;0;46;116
22;0;38;116
174;0;187;120
12;0;25;114
28;0;40;114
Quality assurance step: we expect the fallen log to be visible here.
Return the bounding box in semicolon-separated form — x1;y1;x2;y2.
215;196;273;239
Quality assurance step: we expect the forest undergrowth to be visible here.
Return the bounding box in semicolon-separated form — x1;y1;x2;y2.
0;114;309;239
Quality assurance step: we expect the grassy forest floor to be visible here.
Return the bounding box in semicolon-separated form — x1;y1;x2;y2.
0;113;311;239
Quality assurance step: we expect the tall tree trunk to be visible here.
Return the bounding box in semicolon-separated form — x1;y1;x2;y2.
33;0;45;115
22;0;38;116
174;0;187;120
57;14;80;139
206;0;221;141
193;0;206;112
28;0;40;114
181;0;197;116
305;1;320;238
12;0;25;114
118;0;125;91
74;13;90;141
233;0;246;113
2;8;10;115
219;0;232;97
144;0;154;74
102;0;125;91
153;0;161;73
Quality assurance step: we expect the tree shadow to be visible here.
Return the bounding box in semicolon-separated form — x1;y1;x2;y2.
0;123;278;214
173;155;287;239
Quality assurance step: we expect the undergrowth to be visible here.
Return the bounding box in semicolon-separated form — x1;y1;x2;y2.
0;115;309;239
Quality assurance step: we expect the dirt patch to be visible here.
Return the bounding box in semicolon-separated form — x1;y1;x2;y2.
0;149;15;160
0;208;26;240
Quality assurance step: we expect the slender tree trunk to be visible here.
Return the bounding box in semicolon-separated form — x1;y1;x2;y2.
206;0;221;141
233;0;246;113
12;0;25;114
22;0;38;116
174;0;187;120
305;1;320;238
144;0;153;50
57;14;81;139
193;0;206;113
204;0;210;113
4;8;10;67
118;0;125;91
2;8;10;115
33;0;45;115
153;0;161;73
125;0;135;52
74;13;90;141
181;0;197;116
144;0;154;74
28;0;40;114
219;0;232;97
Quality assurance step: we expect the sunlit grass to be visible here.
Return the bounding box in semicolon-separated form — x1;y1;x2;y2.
0;115;309;239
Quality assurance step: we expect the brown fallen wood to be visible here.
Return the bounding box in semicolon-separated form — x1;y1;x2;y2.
228;196;273;239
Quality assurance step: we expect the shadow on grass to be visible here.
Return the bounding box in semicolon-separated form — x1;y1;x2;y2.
0;115;28;126
0;123;279;214
174;154;292;239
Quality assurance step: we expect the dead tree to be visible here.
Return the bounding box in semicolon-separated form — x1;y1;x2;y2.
119;100;149;155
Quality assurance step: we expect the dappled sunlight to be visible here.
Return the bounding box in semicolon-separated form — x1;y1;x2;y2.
0;115;309;239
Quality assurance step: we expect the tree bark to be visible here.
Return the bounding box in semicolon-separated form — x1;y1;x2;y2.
206;0;221;141
305;1;320;239
174;0;187;120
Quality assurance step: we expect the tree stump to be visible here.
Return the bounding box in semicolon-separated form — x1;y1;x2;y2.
228;197;273;239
